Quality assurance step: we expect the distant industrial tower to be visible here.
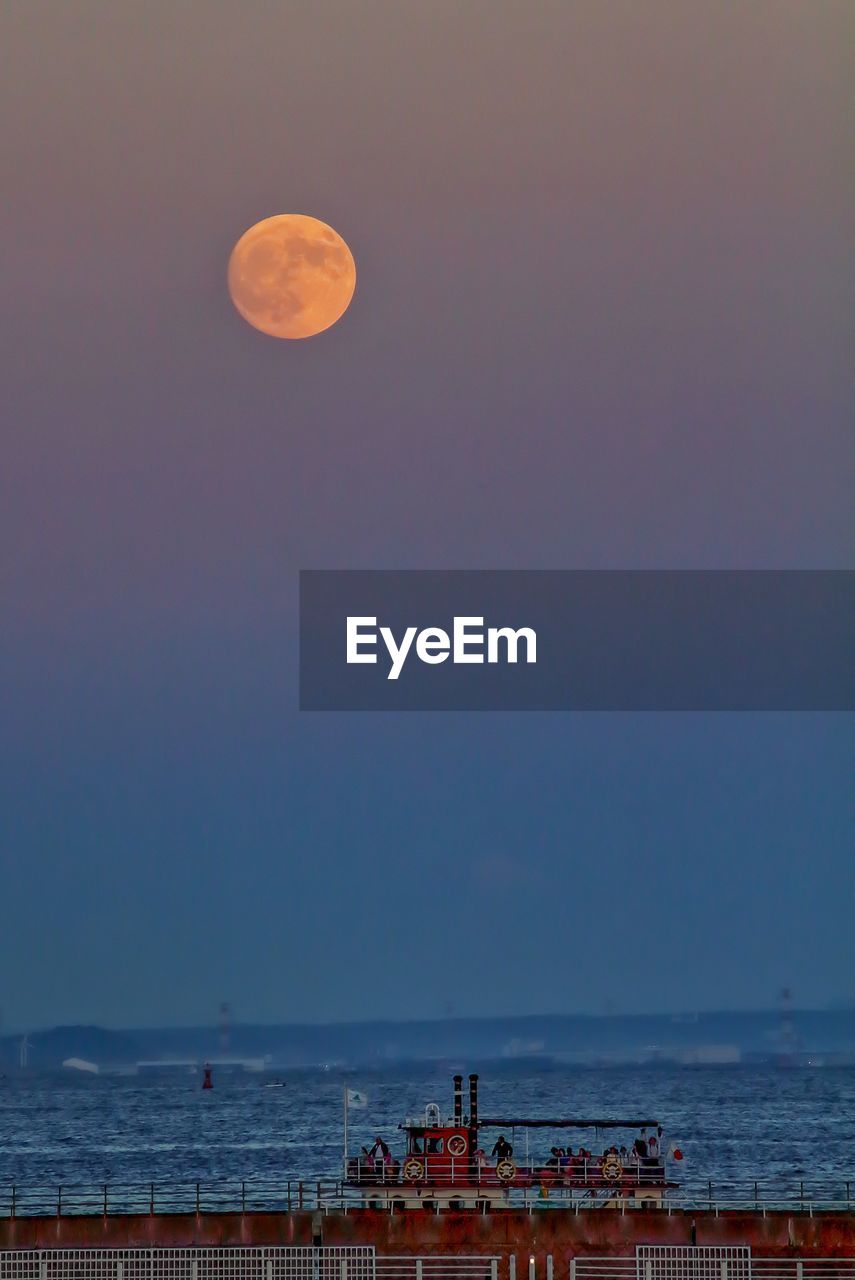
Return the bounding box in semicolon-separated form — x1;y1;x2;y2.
218;1002;231;1056
19;1034;30;1070
778;987;799;1066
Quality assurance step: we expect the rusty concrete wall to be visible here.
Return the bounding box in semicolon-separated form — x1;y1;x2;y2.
1;1210;853;1260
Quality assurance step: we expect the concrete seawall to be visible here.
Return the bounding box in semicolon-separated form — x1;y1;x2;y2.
1;1210;853;1261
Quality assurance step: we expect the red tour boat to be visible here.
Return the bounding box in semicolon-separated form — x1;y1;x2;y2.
345;1073;682;1210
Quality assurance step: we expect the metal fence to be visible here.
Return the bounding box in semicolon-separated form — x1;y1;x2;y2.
0;1251;376;1280
572;1260;855;1280
1;1184;343;1218
2;1181;853;1219
750;1266;855;1280
376;1261;499;1278
0;1255;853;1280
636;1246;752;1280
0;1261;502;1280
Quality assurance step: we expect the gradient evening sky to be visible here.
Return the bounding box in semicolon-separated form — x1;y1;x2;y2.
1;1;852;1029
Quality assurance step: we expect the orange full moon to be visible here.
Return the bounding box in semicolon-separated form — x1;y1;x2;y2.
227;214;356;339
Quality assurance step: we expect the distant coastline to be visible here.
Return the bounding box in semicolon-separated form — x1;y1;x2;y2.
2;1007;853;1074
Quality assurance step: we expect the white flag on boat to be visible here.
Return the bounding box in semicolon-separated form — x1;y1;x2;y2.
346;1089;368;1109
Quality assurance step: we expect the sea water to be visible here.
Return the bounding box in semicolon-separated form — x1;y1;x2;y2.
1;1065;853;1198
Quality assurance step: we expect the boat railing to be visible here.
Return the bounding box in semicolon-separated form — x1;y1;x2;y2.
345;1155;669;1187
2;1178;853;1218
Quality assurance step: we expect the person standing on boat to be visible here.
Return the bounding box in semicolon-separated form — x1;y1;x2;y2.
369;1135;390;1178
359;1146;375;1184
491;1134;513;1162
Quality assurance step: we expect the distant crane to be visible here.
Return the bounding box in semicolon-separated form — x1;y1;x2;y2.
19;1035;30;1070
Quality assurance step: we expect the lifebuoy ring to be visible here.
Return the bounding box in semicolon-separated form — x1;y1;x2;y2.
447;1134;468;1157
403;1158;425;1182
601;1153;623;1182
496;1159;516;1183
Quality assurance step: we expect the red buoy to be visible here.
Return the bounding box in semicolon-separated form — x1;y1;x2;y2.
202;1063;213;1090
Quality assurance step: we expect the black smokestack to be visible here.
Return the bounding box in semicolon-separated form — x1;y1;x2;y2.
453;1075;463;1122
468;1073;479;1130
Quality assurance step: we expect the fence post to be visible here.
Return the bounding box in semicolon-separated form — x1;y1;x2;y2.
117;1262;123;1280
547;1257;554;1280
416;1262;423;1280
509;1258;516;1280
491;1262;498;1280
570;1261;576;1280
340;1261;348;1280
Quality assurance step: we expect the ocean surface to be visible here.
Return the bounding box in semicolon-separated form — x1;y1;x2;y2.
1;1066;853;1200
